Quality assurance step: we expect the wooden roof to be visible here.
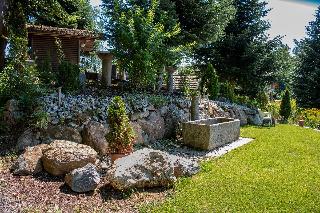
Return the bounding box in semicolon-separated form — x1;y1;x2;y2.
27;25;104;40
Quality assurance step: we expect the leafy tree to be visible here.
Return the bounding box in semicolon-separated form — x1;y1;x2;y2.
279;89;291;121
103;0;180;88
293;6;320;108
170;0;235;47
195;0;290;98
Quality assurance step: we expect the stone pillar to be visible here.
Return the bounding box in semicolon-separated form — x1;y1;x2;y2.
191;95;200;121
166;66;176;94
98;52;113;87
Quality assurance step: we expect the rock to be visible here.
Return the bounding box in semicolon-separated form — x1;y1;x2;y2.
65;163;100;193
137;112;165;142
130;122;149;144
130;111;150;121
16;129;41;152
3;99;23;126
82;121;109;155
42;140;98;176
42;125;82;144
11;144;49;175
233;107;248;126
247;113;262;125
107;148;199;190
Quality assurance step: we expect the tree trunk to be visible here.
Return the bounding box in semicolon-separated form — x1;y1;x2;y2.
157;66;164;92
0;0;7;70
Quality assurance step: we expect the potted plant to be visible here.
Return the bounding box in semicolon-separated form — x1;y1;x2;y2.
106;96;135;163
298;115;305;127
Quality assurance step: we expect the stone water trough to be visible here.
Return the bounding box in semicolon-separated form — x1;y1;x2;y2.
182;117;240;150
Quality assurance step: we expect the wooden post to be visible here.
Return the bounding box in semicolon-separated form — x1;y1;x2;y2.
191;95;200;121
166;66;176;94
58;87;62;107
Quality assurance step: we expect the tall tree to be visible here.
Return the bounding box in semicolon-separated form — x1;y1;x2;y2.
0;0;8;71
170;0;235;47
293;6;320;108
195;0;289;98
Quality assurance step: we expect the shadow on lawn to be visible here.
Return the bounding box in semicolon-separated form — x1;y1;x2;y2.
99;184;169;201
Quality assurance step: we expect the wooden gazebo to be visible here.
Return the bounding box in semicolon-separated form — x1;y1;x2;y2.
27;25;104;71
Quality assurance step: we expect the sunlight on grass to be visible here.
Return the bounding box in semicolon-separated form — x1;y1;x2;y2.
140;125;320;212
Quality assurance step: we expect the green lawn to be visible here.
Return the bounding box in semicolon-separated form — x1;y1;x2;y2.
141;125;320;212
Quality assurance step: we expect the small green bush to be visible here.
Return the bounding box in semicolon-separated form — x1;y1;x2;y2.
279;89;291;122
36;54;57;86
30;109;50;129
106;96;135;154
200;64;220;100
220;81;235;101
57;60;81;92
148;94;169;108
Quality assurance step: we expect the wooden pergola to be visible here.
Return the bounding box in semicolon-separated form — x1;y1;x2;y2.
27;25;104;71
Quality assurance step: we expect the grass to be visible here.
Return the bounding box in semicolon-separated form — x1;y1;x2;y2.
140;125;320;212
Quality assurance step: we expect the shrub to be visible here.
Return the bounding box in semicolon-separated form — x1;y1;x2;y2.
220;81;235;101
279;89;291;122
106;96;135;154
148;94;169;108
30;109;50;129
200;64;220;100
301;108;320;129
57;60;81;92
36;54;57;86
256;91;269;110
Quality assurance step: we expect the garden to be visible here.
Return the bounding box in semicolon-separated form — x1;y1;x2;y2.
0;0;320;212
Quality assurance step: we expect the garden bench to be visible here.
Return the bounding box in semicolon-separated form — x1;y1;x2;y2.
259;110;275;127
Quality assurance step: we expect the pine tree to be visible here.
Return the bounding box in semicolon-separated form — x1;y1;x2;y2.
195;0;289;98
293;6;320;108
279;89;291;122
200;63;219;100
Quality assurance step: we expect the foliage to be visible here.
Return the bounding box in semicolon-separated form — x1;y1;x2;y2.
279;89;291;121
57;60;81;92
171;0;235;48
293;6;320;108
256;91;269;110
195;0;292;98
106;96;135;154
234;95;259;108
148;95;169;108
104;0;181;88
199;64;219;100
36;53;57;86
30;109;50;129
301;108;320;129
141;125;320;212
219;81;235;102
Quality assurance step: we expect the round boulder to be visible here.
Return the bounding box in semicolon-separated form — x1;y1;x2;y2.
65;163;100;193
42;140;98;176
107;148;199;190
82;121;109;155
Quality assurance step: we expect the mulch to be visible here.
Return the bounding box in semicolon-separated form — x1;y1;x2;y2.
0;159;170;213
0;132;170;213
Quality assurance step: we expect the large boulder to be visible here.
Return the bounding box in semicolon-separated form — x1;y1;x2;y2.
42;125;82;144
82;121;109;155
42;140;98;176
130;122;149;144
107;148;199;190
65;163;100;193
16;129;41;152
137;112;165;142
11;144;49;175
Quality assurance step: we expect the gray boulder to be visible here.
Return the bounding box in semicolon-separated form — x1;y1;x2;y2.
137;112;165;142
107;148;199;190
82;121;109;155
42;125;82;144
11;144;49;175
65;163;100;193
16;129;41;152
